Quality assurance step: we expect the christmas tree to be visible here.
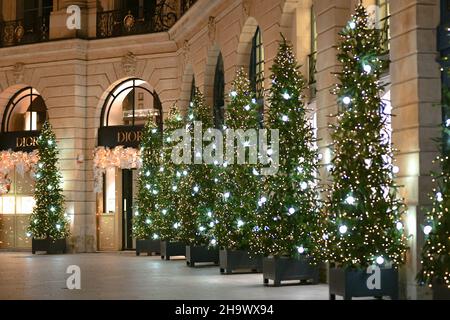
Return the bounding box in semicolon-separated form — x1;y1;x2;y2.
133;117;163;240
323;4;407;269
214;68;260;251
178;88;217;246
249;37;322;260
418;91;450;288
158;105;185;242
28;121;70;240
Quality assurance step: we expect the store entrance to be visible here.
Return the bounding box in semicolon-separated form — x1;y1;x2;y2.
122;169;136;250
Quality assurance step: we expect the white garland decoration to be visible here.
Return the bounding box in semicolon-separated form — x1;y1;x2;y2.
0;150;39;195
93;146;142;193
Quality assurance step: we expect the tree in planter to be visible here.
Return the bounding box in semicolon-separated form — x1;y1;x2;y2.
28;121;70;252
248;37;322;284
178;88;218;265
323;4;407;299
158;105;185;243
417;92;450;294
133;117;163;254
214;68;260;254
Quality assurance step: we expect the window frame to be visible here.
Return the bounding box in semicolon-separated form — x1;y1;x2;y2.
1;87;48;133
249;27;265;127
213;53;225;130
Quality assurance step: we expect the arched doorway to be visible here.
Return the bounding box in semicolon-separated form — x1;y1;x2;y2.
0;87;47;250
96;78;162;251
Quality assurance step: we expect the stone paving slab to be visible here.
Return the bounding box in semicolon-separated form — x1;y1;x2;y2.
0;252;329;300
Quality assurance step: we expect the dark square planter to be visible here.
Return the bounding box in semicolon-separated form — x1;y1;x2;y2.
329;267;399;300
220;249;262;274
432;281;450;300
136;239;161;256
32;238;67;254
186;245;219;267
160;241;185;260
263;256;319;287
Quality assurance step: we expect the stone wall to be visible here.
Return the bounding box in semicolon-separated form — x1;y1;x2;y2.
0;0;443;299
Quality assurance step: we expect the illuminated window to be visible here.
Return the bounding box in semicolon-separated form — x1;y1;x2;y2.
101;78;163;131
250;27;265;126
0;169;34;249
1;87;47;133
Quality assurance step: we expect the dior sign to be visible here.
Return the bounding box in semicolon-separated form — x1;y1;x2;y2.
0;131;40;152
98;125;144;148
16;136;38;148
117;130;143;144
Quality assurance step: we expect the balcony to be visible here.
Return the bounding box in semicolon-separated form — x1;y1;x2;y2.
0;16;49;48
97;0;197;39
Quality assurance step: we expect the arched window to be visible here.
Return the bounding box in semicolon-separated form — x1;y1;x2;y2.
190;76;196;104
101;78;163;131
1;87;47;133
249;27;265;126
213;54;225;129
187;76;196;116
309;6;318;97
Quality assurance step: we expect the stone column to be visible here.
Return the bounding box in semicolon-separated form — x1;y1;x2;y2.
390;0;441;300
49;0;89;40
42;54;93;253
314;0;351;170
1;0;17;21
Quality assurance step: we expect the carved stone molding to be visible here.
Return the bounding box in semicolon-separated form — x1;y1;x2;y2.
122;51;137;76
13;63;25;84
243;0;251;17
182;40;190;68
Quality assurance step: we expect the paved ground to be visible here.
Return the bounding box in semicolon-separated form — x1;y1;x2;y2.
0;252;329;300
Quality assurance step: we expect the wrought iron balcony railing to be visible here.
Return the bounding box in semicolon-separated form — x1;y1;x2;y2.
180;0;197;16
0;16;49;48
97;0;197;39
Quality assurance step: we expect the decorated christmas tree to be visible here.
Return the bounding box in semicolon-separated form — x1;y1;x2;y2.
158;105;185;242
323;4;407;269
178;88;217;246
214;68;260;251
249;37;322;260
28;121;69;240
133;117;163;241
418;92;450;288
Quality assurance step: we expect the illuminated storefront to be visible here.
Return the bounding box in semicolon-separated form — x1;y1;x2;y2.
95;78;162;251
0;87;46;249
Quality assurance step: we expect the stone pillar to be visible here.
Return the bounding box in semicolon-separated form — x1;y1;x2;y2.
314;0;351;170
49;0;89;40
390;0;441;299
2;0;17;21
87;0;98;38
44;58;94;253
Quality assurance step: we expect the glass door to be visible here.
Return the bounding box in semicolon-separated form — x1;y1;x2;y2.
0;169;34;249
121;169;137;250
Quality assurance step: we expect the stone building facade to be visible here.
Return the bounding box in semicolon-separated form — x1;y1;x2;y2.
0;0;446;299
